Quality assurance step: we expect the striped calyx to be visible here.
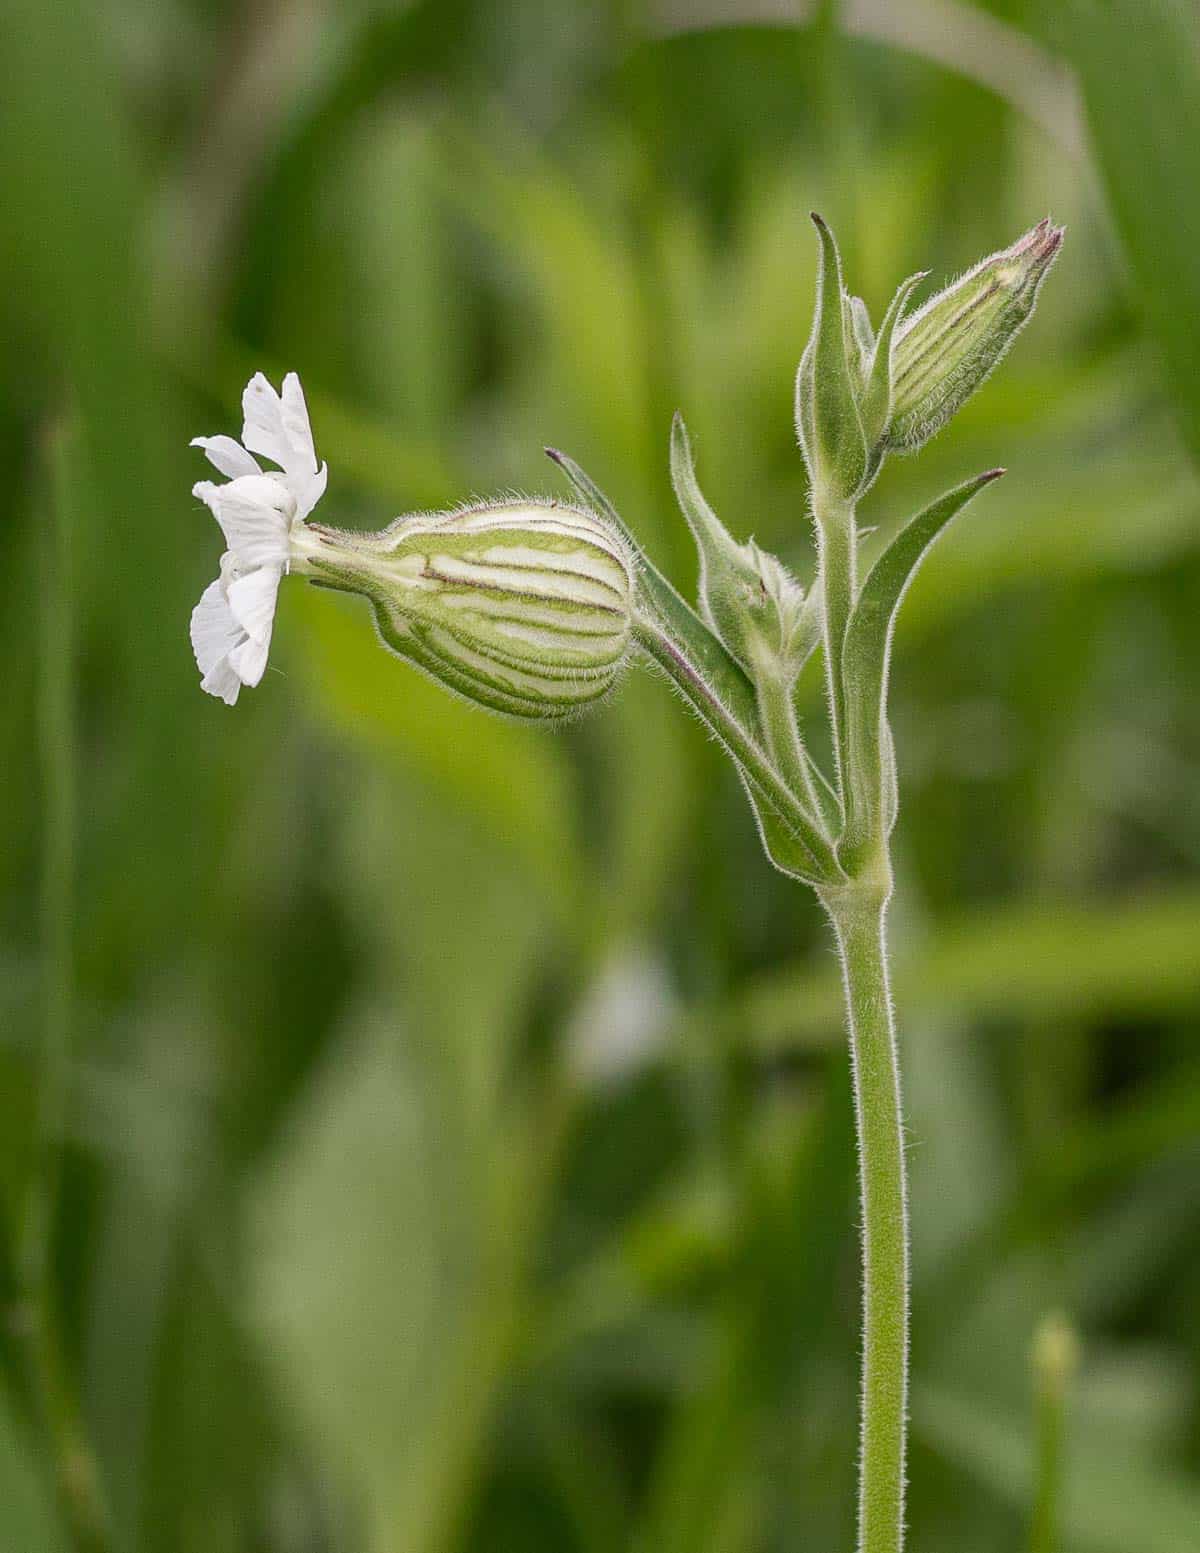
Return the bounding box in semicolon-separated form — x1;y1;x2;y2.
294;501;634;719
887;218;1063;452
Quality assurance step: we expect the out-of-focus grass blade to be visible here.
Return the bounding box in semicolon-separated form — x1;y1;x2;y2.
285;586;582;921
1067;1153;1200;1323
181;336;464;511
631;1066;857;1553
440;127;659;516
1062;0;1200;466
0;1389;67;1553
860;435;1200;650
348;115;460;442
0;0;181;667
733;889;1200;1053
252;1021;497;1553
250;803;550;1553
916;1386;1200;1553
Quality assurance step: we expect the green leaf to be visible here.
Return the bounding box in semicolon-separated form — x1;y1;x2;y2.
544;447;761;734
735;888;1200;1055
744;785;829;883
284;585;581;921
443;128;658;504
546;447;835;880
839;469;1004;861
1062;0;1200;466
665;413;730;577
0;1387;68;1553
917;1386;1200;1553
668;413;754;660
858;271;927;453
799;214;867;498
250;806;547;1553
251;1023;508;1553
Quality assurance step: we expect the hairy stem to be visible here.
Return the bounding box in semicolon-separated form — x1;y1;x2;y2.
812;489;857;795
754;670;839;836
635;616;839;880
823;884;909;1553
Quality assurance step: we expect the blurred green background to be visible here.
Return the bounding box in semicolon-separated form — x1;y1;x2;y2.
2;1;1199;1549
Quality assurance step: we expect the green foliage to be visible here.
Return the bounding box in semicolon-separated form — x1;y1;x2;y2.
1062;0;1200;466
2;2;1199;1551
840;469;1004;861
0;1389;67;1553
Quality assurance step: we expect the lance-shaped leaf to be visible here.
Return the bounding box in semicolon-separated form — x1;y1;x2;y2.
796;214;867;500
669;413;762;655
880;718;899;838
669;414;811;679
546;448;840;882
839;469;1005;865
635;618;838;881
845;294;875;391
545;446;759;732
744;780;835;885
859;271;928;454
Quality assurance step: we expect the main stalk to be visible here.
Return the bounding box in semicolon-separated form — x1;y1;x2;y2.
824;883;908;1553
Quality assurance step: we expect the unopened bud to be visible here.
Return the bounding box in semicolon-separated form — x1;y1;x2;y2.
293;501;634;719
887;218;1064;452
796;214;868;501
844;293;874;393
671;414;814;680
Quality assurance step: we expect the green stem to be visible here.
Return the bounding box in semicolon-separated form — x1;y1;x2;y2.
823;883;908;1553
635;617;839;881
812;489;857;795
754;669;839;837
1030;1312;1077;1553
1030;1386;1063;1553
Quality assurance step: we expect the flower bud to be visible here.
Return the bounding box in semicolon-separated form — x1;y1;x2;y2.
887;218;1063;452
293;501;634;719
795;214;868;501
670;414;815;681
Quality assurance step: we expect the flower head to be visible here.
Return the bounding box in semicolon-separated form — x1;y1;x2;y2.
189;372;327;703
189;376;634;719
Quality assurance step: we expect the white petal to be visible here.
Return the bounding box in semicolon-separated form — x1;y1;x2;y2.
194;475;292;568
228;633;270;688
190;435;261;480
190;577;242;677
201;658;243;705
280;373;318;474
226;565;282;644
240;372;292;469
292;461;328;524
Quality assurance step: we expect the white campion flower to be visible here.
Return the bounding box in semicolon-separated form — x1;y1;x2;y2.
189;372;634;719
189;372;327;704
